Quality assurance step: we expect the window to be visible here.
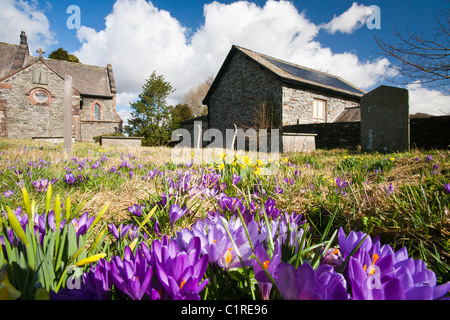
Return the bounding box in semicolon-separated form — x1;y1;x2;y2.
27;88;53;106
33;90;48;104
313;99;327;123
94;103;100;120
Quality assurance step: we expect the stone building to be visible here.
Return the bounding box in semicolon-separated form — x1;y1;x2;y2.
203;45;366;134
0;32;122;142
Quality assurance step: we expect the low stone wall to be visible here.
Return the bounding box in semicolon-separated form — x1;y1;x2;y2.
81;120;122;142
32;137;75;144
410;116;450;149
282;115;450;150
282;133;317;153
100;136;143;147
283;122;360;149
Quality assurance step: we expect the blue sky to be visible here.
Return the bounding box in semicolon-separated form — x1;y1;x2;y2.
1;0;448;120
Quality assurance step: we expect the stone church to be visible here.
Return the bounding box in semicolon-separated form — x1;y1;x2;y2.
0;32;122;142
203;45;366;134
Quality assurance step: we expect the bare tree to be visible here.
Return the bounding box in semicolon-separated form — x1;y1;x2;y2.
182;76;214;117
375;6;449;92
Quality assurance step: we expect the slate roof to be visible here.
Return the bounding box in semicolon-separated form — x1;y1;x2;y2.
0;42;20;79
27;56;115;97
0;38;115;98
204;45;366;104
333;106;361;123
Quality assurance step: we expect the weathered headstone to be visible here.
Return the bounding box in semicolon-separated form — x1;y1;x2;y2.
361;85;410;153
63;75;73;156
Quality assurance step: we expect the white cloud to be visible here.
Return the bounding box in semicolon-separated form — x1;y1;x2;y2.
407;82;450;116
74;0;396;113
0;0;56;53
117;107;132;127
322;2;373;34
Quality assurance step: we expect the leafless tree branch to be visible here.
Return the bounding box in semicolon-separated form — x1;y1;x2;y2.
374;6;450;93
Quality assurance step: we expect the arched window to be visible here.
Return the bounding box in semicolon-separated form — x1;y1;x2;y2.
94;103;100;120
27;87;54;106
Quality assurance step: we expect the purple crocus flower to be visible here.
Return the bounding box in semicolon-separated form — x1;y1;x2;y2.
3;189;15;198
274;262;349;300
383;183;394;196
45;210;66;232
32;178;50;192
64;173;77;185
232;174;242;185
335;177;351;195
71;212;95;237
169;204;188;229
274;186;283;194
347;253;450;300
339;228;450;300
152;235;209;300
128;204;142;217
338;227;373;258
203;187;218;198
216;217;255;271
51;258;113;300
108;223;132;240
110;246;157;300
443;183;450;194
253;240;281;300
189;219;228;267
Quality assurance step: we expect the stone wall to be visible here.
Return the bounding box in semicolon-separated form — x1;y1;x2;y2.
0;61;82;140
100;136;143;147
81;120;122;142
283;122;361;149
282;85;360;125
410;116;450;149
208;50;283;135
80;96;122;141
283;115;450;150
80;96;120;122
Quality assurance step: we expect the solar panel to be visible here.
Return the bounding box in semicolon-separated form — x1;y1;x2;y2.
263;56;365;95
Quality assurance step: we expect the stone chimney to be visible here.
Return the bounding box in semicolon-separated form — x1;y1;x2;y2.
10;31;30;74
20;31;28;46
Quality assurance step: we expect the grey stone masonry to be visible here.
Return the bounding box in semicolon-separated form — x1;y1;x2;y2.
0;61;80;139
100;136;143;147
208;50;283;135
282;85;359;125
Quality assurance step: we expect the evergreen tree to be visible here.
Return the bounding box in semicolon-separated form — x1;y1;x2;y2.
48;48;80;63
125;71;175;146
169;103;194;129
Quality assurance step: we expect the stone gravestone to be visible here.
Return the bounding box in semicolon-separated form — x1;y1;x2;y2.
63;75;73;156
361;85;410;153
